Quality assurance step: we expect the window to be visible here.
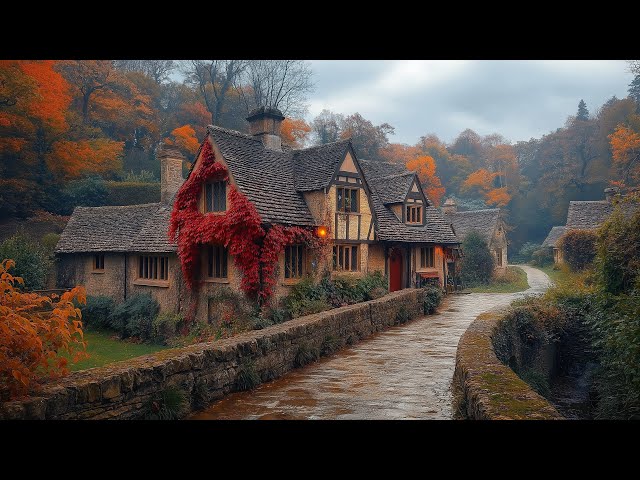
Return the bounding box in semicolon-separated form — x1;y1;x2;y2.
93;254;104;271
420;247;435;268
496;248;503;267
333;244;359;271
337;187;359;213
406;205;422;224
205;181;227;212
138;255;169;281
207;245;228;279
284;245;304;279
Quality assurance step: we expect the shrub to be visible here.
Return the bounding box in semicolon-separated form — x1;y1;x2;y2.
251;316;274;330
460;231;495;286
152;312;185;343
63;176;109;213
355;271;388;300
143;385;189;420
123;170;157;183
267;307;289;324
109;293;160;339
595;208;640;295
423;286;443;314
105;181;160;206
517;242;542;263
294;343;320;367
531;247;554;267
0;230;52;290
236;359;260;391
82;295;116;329
558;229;597;271
40;233;60;257
519;369;551;397
0;259;87;400
0;178;38;219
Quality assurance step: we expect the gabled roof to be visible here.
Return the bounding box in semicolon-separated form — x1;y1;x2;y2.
443;208;500;246
360;160;458;244
542;226;567;248
207;125;316;226
373;172;416;204
565;200;638;229
292;139;351;191
55;203;177;254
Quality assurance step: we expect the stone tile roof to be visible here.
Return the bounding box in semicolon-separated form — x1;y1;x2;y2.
292;139;351;191
360;160;459;244
443;209;500;246
565;200;638;229
207;126;316;226
55;203;177;254
373;172;416;204
542;226;567;248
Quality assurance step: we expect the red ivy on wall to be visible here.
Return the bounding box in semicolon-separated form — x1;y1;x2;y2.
169;139;324;302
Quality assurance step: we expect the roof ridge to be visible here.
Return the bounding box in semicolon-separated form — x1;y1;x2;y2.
569;200;607;204
207;124;258;141
375;171;415;180
294;138;350;153
447;208;499;214
74;203;160;211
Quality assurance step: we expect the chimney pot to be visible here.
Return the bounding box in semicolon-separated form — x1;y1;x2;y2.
443;197;457;214
157;144;185;204
246;106;285;151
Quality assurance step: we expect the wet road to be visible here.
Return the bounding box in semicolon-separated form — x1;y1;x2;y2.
190;265;551;420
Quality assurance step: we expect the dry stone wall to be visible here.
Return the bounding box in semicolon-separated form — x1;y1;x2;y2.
1;289;424;420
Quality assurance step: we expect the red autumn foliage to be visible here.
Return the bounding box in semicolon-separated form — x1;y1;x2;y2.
169;140;324;304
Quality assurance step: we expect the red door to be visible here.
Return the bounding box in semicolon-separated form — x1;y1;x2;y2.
389;249;403;292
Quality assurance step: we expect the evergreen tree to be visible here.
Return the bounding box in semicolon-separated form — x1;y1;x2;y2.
577;99;589;120
628;75;640;106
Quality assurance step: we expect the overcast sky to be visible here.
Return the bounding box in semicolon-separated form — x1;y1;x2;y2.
305;60;633;145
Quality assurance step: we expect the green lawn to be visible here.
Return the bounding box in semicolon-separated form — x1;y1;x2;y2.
467;266;529;293
538;264;573;285
70;330;167;371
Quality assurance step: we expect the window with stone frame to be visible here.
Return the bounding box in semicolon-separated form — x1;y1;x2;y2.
406;205;423;224
419;246;434;268
205;181;227;212
93;254;105;271
284;244;304;279
138;255;169;281
333;244;359;271
336;187;359;213
207;245;228;279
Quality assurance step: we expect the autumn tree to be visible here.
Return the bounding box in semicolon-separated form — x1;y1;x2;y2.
339;113;394;160
166;124;200;157
629;75;640;106
0;259;87;400
311;109;343;145
406;155;445;205
418;134;472;194
609;125;640;184
281;118;311;148
577;99;589;121
114;60;176;84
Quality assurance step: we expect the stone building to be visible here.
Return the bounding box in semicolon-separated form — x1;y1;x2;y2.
441;198;508;272
56;107;460;321
542;187;638;264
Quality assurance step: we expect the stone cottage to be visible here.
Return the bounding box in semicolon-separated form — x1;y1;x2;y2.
542;187;638;264
56;107;460;322
441;198;508;272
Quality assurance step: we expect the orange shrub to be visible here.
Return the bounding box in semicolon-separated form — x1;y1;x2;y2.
0;259;87;400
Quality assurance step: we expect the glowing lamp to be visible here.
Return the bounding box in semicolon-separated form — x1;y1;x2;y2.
317;226;328;238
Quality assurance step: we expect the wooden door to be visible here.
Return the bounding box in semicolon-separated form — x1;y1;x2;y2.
389;248;403;292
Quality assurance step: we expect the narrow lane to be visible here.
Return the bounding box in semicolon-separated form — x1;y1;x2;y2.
190;265;551;420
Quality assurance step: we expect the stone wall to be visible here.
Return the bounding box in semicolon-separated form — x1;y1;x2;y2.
453;311;562;420
0;288;425;420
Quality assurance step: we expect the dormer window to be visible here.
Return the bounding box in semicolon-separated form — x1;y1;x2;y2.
205;181;226;212
406;205;422;224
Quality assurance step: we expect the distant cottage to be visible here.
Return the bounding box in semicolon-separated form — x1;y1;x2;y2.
56;107;461;322
542;187;639;264
442;198;508;272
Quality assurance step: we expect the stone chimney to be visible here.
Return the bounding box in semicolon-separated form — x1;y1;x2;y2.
157;144;185;204
604;186;621;203
442;197;457;214
246;106;285;152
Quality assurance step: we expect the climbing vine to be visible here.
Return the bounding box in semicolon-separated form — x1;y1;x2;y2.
169;139;325;303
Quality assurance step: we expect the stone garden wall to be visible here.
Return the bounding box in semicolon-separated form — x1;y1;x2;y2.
1;288;424;420
453;311;563;420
